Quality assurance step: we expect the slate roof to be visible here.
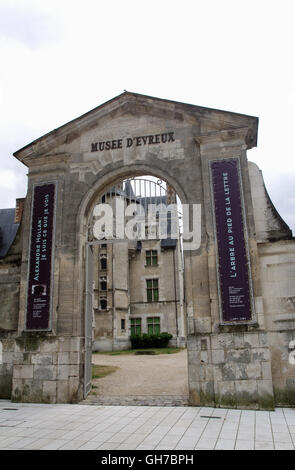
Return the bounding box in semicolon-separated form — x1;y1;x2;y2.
0;208;19;258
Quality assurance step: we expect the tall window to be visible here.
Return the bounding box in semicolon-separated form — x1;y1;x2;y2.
146;250;158;266
147;317;160;335
100;277;107;291
100;257;107;270
100;297;107;310
146;279;159;302
131;318;142;336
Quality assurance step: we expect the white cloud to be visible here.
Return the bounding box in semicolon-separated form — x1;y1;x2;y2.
0;3;62;48
0;0;294;233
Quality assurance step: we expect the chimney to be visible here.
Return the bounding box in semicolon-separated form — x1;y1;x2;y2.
14;198;25;224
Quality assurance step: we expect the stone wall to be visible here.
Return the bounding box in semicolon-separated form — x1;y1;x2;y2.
11;335;83;403
258;241;295;406
188;330;274;409
0;334;16;398
0;221;22;399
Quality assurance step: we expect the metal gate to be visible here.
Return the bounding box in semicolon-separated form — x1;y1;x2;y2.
84;244;93;398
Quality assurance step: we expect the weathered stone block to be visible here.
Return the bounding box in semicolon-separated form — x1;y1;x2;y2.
198;365;206;382
235;363;248;380
70;352;80;364
212;349;225;364
12;379;43;403
70;337;81;352
257;379;274;396
69;364;80;377
13;365;33;379
42;380;57;398
194;317;211;333
33;365;56;381
57;380;69;403
2;351;15;365
234;332;244;348
57;365;70;380
69;377;81;403
245;363;262;380
200;350;209;364
213;365;223;382
244;332;260;348
31;353;52;365
187;349;200;364
57;352;70;365
261;362;272;380
235;379;258;397
226;349;251;364
251;348;270;362
258;331;268;347
0;368;12;398
220;333;235;348
58;337;71;352
221;363;237;381
1;338;15;352
40;340;58;354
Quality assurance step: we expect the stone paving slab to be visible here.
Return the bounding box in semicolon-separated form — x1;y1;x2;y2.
0;400;294;450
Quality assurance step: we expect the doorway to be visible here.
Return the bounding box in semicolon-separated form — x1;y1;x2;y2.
83;175;189;404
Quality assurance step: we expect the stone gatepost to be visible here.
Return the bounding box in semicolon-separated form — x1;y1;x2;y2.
11;155;84;403
187;128;274;410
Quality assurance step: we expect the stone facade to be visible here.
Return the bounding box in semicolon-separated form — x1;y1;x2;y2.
91;182;185;351
93;237;185;351
91;186;185;351
0;92;294;408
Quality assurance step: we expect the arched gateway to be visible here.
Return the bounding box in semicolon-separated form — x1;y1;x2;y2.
0;92;294;408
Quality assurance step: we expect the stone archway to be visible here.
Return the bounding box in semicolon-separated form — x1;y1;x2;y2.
5;92;294;408
80;171;189;400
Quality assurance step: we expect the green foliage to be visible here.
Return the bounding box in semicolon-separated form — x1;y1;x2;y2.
130;332;173;349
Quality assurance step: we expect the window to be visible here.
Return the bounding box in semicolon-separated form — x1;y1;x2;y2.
100;297;107;310
147;317;160;335
121;319;126;331
146;250;158;266
146;279;159;302
100;276;107;291
130;318;142;336
100;257;107;270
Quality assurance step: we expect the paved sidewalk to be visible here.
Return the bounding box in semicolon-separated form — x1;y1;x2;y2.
0;400;294;450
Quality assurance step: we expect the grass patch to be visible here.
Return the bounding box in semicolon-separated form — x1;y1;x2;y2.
92;364;119;379
93;347;185;356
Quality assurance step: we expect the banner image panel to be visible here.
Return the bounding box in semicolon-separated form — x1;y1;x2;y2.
26;183;56;330
210;159;253;322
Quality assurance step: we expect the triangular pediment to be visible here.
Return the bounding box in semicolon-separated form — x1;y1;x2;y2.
14;92;258;163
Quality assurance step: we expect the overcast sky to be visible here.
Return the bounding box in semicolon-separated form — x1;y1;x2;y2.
1;0;294;233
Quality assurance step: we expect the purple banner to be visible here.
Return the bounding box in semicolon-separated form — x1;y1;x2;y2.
210;159;252;322
26;183;56;330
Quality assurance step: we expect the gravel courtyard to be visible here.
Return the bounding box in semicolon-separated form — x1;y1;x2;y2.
91;349;189;397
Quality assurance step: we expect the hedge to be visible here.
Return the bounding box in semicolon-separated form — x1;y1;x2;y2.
130;332;173;349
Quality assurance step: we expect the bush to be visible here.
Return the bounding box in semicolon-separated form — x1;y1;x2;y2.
130;332;173;349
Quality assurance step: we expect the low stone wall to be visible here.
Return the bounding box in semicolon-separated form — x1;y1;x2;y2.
0;333;16;399
259;241;295;407
188;330;274;410
10;334;84;403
